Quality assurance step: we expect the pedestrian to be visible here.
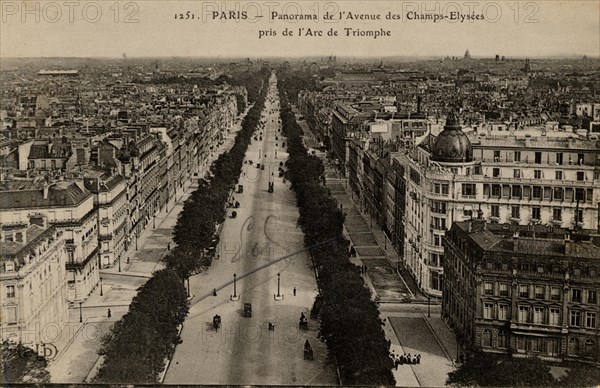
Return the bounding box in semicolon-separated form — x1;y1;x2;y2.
293;287;297;296
167;243;171;251
417;354;421;364
213;288;217;296
364;265;368;273
394;354;399;370
107;308;111;318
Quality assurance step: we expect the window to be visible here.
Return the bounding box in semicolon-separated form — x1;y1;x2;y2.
532;207;541;220
484;282;494;295
498;330;508;348
499;283;509;296
519;306;530;322
549;308;560;326
493;150;501;161
575;188;585;202
482;329;492;347
584;339;596;359
548;338;559;356
569;337;580;356
491;185;501;197
432;201;447;214
553;208;562;221
555;170;563;180
535;152;542;164
570;310;581;327
511;206;520;219
441;184;449;195
520;285;529;298
534;170;542;179
517;336;527;352
534;307;545;324
514;151;521;162
512;186;522;198
513;169;521;178
556;152;563;165
577;171;585;181
6;285;15;298
491;205;500;218
6;307;17;324
589;290;597;304
462;183;476;197
572;289;582;303
551;287;561;301
499;304;509;320
535;286;544;299
586;312;597;328
492;168;500;177
484;303;494;319
554;188;564;200
533;186;542;199
434;235;442;246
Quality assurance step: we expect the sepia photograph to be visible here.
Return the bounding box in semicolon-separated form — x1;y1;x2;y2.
1;0;599;386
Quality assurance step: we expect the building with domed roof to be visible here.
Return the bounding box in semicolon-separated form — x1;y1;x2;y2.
393;112;599;298
395;112;483;297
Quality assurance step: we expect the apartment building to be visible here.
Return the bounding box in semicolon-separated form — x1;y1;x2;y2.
443;221;600;363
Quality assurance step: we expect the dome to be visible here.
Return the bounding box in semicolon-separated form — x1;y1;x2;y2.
431;113;473;163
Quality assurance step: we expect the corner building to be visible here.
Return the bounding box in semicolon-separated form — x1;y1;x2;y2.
443;221;600;363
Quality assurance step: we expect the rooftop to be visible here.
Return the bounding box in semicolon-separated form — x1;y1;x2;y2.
454;221;600;260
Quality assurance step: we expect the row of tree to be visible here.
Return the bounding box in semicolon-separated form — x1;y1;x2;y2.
277;74;395;385
94;69;270;384
165;67;270;280
94;269;189;383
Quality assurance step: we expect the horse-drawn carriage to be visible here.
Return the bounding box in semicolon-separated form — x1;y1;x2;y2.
213;314;221;331
243;303;252;317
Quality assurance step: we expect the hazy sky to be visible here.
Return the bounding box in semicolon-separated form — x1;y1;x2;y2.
1;1;598;58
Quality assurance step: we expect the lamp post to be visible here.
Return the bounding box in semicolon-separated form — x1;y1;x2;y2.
100;277;103;296
118;255;121;272
79;302;83;323
135;232;138;251
233;273;237;298
186;277;190;297
277;273;281;298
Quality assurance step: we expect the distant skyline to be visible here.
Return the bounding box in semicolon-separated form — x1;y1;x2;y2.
1;1;598;59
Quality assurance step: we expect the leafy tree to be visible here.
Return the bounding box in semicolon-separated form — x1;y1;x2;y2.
1;340;51;383
95;269;189;384
559;363;600;387
446;352;556;387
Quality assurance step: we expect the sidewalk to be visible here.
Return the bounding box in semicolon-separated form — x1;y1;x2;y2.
47;110;247;383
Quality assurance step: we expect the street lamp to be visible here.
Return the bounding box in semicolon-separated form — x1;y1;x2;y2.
186;277;190;297
274;273;284;301
233;273;237;298
100;277;103;296
277;273;281;297
118;255;121;272
79;302;83;323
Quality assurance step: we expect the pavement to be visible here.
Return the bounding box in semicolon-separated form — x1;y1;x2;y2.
46;105;251;384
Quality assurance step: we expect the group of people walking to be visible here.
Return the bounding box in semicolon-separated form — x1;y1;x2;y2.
390;351;421;369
